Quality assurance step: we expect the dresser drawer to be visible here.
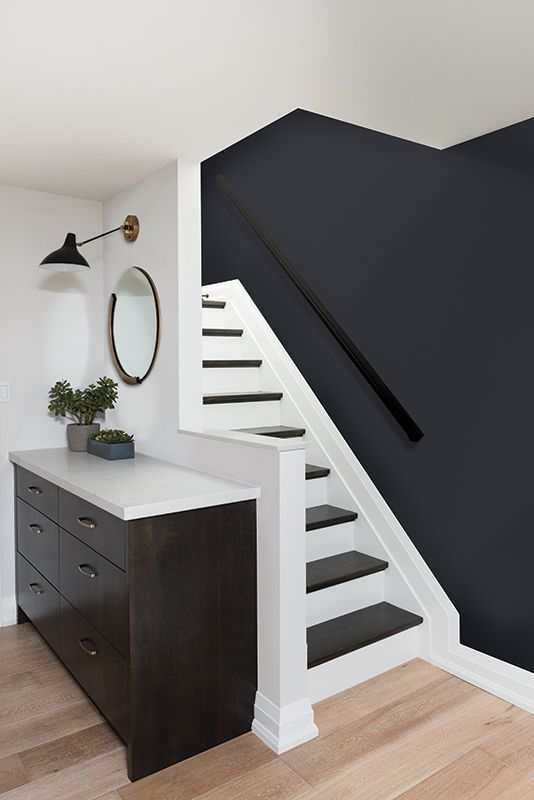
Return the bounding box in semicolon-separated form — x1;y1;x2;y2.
17;554;60;653
59;489;126;569
17;499;59;588
16;467;58;522
60;597;128;741
59;528;127;655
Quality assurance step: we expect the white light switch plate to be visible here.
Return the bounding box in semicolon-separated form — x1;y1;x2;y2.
0;381;11;402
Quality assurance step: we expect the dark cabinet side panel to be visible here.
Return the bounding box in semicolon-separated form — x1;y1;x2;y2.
127;500;257;781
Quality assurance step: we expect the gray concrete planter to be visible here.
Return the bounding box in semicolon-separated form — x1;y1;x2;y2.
87;439;135;460
67;423;100;452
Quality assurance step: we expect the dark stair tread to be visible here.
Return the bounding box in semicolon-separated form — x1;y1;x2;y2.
202;328;243;337
203;391;283;405
306;504;358;531
307;551;388;593
235;425;306;438
203;359;262;368
306;463;331;480
307;602;423;668
202;299;226;308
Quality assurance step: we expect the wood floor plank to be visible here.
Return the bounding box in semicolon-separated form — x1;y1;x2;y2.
393;748;523;799
282;676;474;785
0;700;101;760
193;760;309;800
93;793;123;800
281;681;522;799
0;755;28;795
117;733;276;800
0;672;38;700
18;723;122;781
0;675;86;727
0;645;57;683
0;750;128;800
480;711;534;776
314;658;447;736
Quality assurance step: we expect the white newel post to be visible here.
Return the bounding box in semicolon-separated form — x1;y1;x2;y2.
252;445;319;752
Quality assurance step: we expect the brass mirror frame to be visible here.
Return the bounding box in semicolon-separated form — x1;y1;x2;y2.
108;267;161;385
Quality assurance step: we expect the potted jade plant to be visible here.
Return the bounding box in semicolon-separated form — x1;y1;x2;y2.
88;429;135;461
48;377;119;452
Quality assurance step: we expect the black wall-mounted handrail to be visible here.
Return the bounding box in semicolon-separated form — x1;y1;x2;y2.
215;174;424;443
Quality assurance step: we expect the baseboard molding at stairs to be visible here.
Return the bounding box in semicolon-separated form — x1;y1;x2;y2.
252;692;318;754
429;643;534;715
1;594;16;627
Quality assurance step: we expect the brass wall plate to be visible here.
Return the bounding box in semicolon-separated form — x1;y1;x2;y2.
123;215;140;242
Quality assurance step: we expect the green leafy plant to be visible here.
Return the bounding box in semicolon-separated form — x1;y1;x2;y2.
48;377;118;425
89;429;134;444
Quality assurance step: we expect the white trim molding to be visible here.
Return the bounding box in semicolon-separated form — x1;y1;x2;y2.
1;594;16;627
252;692;318;754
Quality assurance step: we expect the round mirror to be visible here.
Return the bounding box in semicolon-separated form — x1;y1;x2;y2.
109;267;160;384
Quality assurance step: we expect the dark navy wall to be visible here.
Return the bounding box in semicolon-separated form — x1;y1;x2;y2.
202;109;534;672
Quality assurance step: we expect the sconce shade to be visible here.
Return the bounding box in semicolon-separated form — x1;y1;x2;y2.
39;233;90;272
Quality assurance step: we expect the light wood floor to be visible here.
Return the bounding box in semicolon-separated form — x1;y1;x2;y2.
2;624;534;799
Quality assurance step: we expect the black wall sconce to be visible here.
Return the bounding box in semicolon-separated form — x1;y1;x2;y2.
39;215;140;271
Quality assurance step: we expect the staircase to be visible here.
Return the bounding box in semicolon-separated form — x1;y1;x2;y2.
201;294;424;700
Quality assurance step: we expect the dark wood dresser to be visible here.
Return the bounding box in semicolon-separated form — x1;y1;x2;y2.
14;461;257;781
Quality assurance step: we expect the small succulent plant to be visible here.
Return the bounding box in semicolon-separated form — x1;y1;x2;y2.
89;429;134;444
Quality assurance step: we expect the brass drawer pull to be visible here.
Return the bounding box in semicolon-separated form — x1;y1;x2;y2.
27;486;43;496
29;582;43;596
77;517;97;529
78;563;97;579
79;638;98;657
28;524;43;534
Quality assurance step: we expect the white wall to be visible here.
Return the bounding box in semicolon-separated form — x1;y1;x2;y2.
0;185;103;624
103;162;183;457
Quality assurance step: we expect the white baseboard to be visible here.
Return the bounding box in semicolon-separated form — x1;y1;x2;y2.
252;692;318;754
1;594;17;627
430;643;534;714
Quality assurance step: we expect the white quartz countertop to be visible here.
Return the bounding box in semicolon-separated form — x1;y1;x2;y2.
9;448;260;521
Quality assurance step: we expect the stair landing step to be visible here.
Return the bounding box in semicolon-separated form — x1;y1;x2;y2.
307;551;388;593
203;359;262;368
204;391;282;405
202;299;226;308
235;425;306;438
306;463;330;480
306;504;358;531
202;328;243;337
307;602;423;668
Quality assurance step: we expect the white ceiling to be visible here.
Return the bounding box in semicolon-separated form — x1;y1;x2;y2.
2;0;534;200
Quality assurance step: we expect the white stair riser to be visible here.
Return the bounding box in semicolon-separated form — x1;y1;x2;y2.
203;399;282;429
305;476;328;507
306;571;384;626
202;307;230;327
202;368;261;394
306;521;355;562
202;335;244;359
307;626;422;703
